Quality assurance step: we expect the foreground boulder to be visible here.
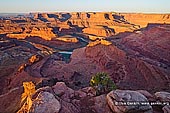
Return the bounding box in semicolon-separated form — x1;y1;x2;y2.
137;90;155;101
155;91;170;113
162;105;170;113
106;90;153;113
90;94;112;113
17;82;61;113
52;82;75;102
52;82;111;113
52;82;82;113
155;92;170;102
29;92;61;113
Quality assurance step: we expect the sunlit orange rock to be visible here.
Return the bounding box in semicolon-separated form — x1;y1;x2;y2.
17;82;36;113
29;55;38;64
6;27;57;40
87;39;112;47
121;13;170;27
56;35;78;43
83;26;115;37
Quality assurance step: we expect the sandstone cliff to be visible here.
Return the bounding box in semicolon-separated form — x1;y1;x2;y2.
7;27;56;40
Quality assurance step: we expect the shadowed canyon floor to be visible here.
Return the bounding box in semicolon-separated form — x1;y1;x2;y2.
0;12;170;113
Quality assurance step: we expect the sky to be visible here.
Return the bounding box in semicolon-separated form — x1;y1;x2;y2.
0;0;170;13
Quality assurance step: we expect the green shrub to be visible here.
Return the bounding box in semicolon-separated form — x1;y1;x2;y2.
90;72;116;95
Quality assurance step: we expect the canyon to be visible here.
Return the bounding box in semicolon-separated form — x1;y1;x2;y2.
0;12;170;113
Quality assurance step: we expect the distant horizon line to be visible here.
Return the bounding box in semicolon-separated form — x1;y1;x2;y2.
0;11;170;14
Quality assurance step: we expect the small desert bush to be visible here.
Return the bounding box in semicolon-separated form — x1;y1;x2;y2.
90;72;116;95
